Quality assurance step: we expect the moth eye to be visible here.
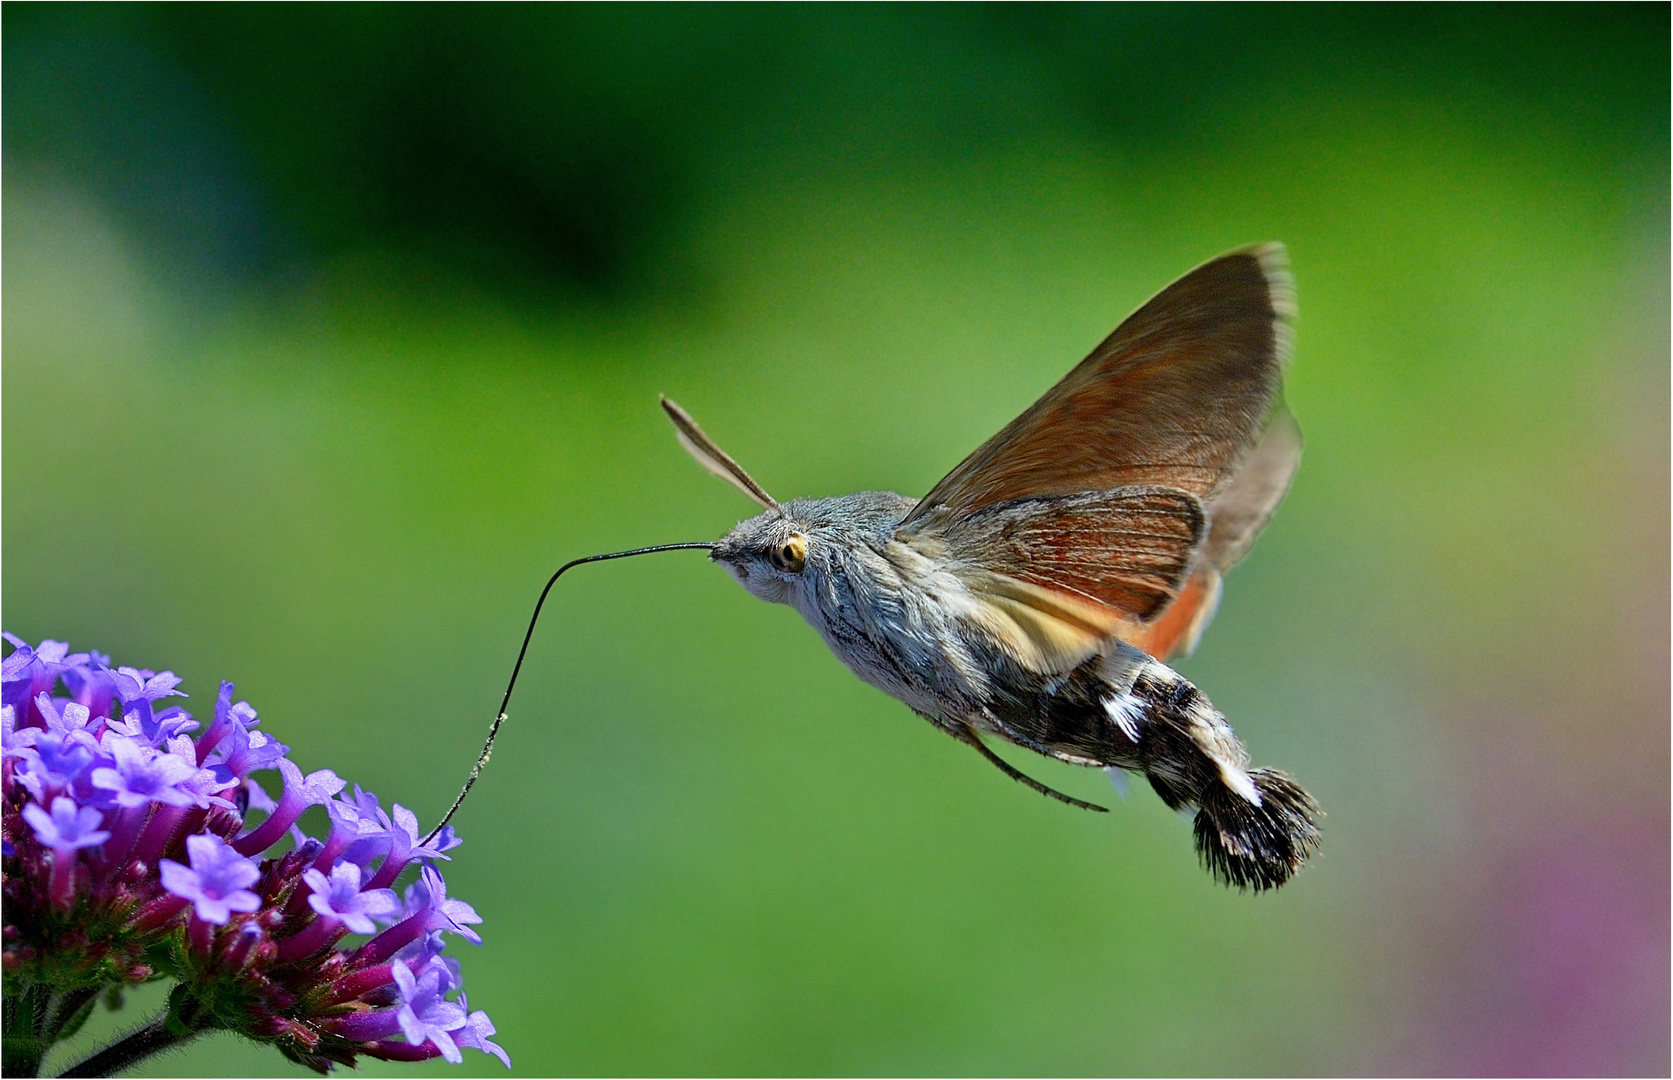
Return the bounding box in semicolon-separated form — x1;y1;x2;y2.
771;533;807;574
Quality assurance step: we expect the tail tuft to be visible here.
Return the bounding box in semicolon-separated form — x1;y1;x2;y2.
1193;769;1321;891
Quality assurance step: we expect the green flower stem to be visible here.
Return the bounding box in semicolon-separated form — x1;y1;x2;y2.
3;980;49;1078
2;981;113;1077
58;1012;205;1079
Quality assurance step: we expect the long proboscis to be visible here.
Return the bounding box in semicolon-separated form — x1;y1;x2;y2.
422;542;715;844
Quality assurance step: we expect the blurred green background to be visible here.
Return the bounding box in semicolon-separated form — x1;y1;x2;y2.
4;4;1667;1076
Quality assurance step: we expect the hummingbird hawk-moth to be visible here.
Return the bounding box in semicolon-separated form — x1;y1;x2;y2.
661;244;1320;890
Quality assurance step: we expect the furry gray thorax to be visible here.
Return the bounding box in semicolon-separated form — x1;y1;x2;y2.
713;491;992;719
712;491;1154;753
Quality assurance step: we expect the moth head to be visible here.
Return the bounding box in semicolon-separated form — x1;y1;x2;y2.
710;512;813;604
662;395;814;602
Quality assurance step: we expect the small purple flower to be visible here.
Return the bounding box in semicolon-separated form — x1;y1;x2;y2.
32;693;98;737
104;706;198;747
302;861;399;934
239;732;284;776
11;729;98;800
305;796;384;877
91;734;201;808
59;651;119;717
204;720;287;786
232;758;344;855
106;666;195;745
392;960;469;1063
195;681;259;762
341;815;395;871
400;865;483;944
453;994;511;1067
2;638;91;725
22;796;111;851
16;728;97;776
363;804;460;890
160;833;262;924
394;805;460;860
163;735;235;809
23;793;113;907
392;929;452;973
113;667;185;705
345;784;385;821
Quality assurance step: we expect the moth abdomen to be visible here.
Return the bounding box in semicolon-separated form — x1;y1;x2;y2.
1117;663;1320;889
1193;768;1320;891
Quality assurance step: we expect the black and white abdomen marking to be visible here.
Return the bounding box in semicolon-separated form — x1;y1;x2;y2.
983;642;1321;891
1101;658;1260;805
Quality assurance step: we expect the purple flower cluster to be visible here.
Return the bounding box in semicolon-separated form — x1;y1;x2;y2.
1;636;508;1074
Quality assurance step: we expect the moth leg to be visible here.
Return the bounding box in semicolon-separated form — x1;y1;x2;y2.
983;710;1108;768
957;727;1108;813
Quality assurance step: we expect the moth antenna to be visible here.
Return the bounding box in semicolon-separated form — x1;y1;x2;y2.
960;728;1109;813
423;542;715;844
660;396;780;511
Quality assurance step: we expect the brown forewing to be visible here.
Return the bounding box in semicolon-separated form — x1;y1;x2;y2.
902;244;1293;530
939;486;1206;625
